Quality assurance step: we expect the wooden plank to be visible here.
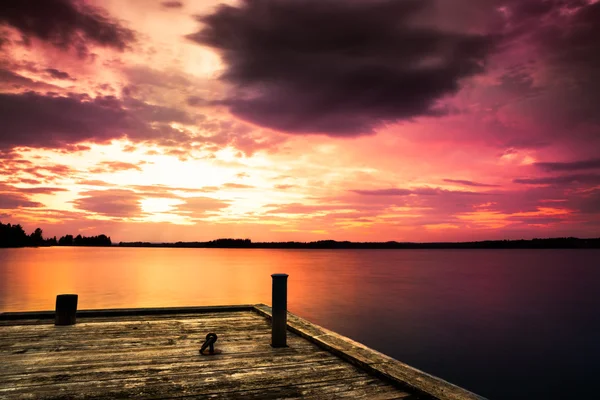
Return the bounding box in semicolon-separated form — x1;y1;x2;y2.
0;306;480;399
1;351;340;387
0;343;322;377
0;305;256;321
0;311;260;328
253;304;486;400
0;337;316;371
0;358;387;399
1;329;279;353
201;377;413;400
0;318;270;341
0;322;267;342
0;317;272;351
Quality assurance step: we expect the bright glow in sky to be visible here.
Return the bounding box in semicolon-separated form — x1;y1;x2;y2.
0;0;599;242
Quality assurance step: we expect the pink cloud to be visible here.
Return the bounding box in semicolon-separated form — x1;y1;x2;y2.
72;189;143;218
1;0;599;241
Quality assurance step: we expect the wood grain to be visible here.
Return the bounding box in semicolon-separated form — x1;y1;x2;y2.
253;304;486;400
0;307;414;399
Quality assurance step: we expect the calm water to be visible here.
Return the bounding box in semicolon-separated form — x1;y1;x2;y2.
1;248;599;399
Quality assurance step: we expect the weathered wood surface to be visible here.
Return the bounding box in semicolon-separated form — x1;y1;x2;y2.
0;305;256;321
253;304;486;400
0;308;415;399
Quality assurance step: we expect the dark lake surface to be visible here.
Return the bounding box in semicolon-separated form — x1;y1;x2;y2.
1;247;599;399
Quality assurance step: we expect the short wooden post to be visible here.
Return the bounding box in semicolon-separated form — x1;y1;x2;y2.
55;294;78;326
271;273;288;347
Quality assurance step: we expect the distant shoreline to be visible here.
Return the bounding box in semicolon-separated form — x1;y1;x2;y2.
3;232;600;250
115;238;600;249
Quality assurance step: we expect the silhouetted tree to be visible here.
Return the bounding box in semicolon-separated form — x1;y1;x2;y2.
58;234;74;245
30;227;44;246
0;222;30;247
1;221;112;247
117;237;600;249
58;233;112;246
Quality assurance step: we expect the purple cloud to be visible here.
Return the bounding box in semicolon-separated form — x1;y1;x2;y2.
174;197;229;218
14;187;68;195
188;0;496;136
45;68;73;80
0;68;57;91
351;188;414;197
351;187;485;196
513;174;600;186
161;1;184;8
535;158;600;172
0;92;135;149
0;193;43;209
0;91;196;150
0;0;135;56
72;189;143;218
444;179;501;188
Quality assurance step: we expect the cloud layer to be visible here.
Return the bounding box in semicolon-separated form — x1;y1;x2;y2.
0;0;135;56
188;0;496;135
0;0;598;242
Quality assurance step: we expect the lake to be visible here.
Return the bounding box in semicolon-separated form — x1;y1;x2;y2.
1;247;599;399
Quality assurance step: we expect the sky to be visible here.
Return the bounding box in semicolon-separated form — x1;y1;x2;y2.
0;0;599;242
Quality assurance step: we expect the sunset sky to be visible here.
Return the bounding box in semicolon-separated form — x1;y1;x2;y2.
1;0;599;242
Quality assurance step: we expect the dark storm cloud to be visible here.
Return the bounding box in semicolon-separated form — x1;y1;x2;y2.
187;0;496;136
0;91;196;150
535;158;600;172
0;68;58;91
0;92;139;149
0;0;135;55
443;179;500;188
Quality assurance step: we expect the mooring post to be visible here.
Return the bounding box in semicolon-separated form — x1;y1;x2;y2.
55;294;78;326
271;273;288;347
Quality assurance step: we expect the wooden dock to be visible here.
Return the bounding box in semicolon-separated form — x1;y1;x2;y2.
0;304;484;400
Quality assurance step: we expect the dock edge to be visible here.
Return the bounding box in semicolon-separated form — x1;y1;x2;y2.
1;304;487;400
252;303;487;400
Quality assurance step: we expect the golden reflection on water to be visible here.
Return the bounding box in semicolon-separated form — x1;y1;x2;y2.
0;247;362;313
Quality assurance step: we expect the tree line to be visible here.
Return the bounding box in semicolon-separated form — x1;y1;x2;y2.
0;222;111;248
2;220;599;249
118;237;600;249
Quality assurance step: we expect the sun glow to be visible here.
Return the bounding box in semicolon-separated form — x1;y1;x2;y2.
140;198;184;214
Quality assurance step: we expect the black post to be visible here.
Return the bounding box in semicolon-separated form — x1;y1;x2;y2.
271;273;288;347
55;294;78;326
